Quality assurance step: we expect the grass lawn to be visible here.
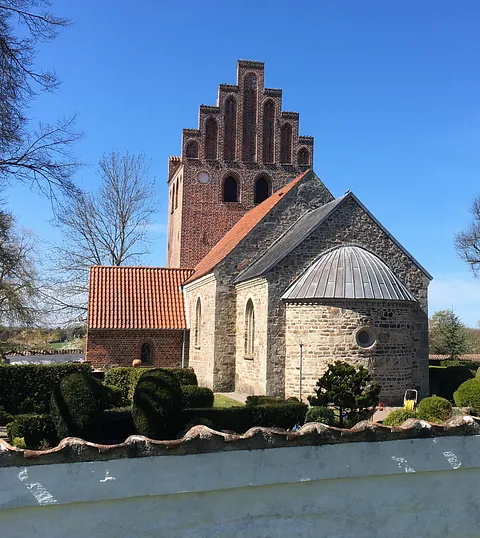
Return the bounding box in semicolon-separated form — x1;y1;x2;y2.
49;343;65;350
214;394;244;408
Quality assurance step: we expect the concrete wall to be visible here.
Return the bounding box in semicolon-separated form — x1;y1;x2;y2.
2;436;480;537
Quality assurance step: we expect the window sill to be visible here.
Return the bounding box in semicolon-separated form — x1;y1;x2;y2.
194;345;201;350
244;355;254;361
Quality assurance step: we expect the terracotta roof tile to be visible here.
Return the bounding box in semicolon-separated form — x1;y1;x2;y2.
184;169;311;285
87;267;193;330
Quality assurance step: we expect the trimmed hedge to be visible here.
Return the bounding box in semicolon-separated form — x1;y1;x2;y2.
181;401;307;433
304;406;335;425
429;365;474;401
105;367;198;400
7;414;58;449
181;385;214;409
0;363;92;414
0;406;14;426
50;372;108;440
97;407;135;442
417;396;452;423
454;378;480;415
245;395;296;407
383;409;417;427
132;369;182;439
105;384;127;408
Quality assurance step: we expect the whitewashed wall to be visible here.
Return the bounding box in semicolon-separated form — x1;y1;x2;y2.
1;436;480;537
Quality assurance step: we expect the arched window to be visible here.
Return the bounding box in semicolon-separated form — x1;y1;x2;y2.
141;342;152;364
254;176;271;204
262;100;275;163
280;123;292;164
245;299;255;356
205;117;218;160
242;73;257;162
298;147;310;166
224;96;237;161
185;140;199;159
223;176;238;202
194;298;202;348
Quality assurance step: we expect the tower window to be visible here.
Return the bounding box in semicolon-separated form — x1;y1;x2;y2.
141;342;152;364
245;299;255;357
224;96;237;161
254;176;271;204
262;100;275;163
242;73;257;162
185;140;199;159
223;176;238;202
298;147;310;166
194;298;202;348
205;117;218;160
280;123;292;164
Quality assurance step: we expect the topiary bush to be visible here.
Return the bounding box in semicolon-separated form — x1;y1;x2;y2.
0;406;14;426
104;384;127;408
246;395;294;407
251;402;307;429
132;369;182;440
181;385;214;409
383;409;418;427
7;414;58;449
429;365;474;401
454;378;480;415
97;407;135;443
417;396;452;423
304;406;334;425
50;372;109;441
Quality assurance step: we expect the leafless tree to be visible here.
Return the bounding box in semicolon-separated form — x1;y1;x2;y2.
45;151;156;322
0;1;81;197
455;196;480;276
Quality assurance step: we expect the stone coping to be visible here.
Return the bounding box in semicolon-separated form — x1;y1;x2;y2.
1;416;480;468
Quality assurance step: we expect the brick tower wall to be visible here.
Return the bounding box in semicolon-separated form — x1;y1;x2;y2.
167;60;316;268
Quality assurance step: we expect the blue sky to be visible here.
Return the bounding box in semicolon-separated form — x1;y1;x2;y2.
5;1;480;325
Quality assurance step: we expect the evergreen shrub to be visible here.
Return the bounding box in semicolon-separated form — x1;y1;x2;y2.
383;409;417;427
417;396;452;423
304;406;335;425
7;414;58;448
181;385;214;409
429;366;474;401
454;378;480;415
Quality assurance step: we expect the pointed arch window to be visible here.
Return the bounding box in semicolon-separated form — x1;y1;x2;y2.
298;147;310;166
245;299;255;357
254;176;271;204
205;117;218;160
262;100;275;163
242;73;257;162
224;96;237;161
185;140;199;159
195;298;202;348
223;176;238;202
280;123;292;164
141;342;152;364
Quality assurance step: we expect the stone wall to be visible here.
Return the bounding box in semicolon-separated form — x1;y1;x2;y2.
86;329;187;369
184;275;217;389
285;300;416;404
235;278;269;395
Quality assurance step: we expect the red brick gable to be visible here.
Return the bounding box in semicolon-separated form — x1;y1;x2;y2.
88;266;193;330
184;170;311;285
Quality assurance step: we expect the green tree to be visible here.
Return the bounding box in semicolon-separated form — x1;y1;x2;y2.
429;309;469;360
308;361;381;427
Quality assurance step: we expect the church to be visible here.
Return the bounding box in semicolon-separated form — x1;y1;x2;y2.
86;60;431;404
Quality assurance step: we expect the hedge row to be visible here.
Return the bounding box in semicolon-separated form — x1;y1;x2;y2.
181;385;214;409
105;367;198;400
7;414;58;448
0;363;92;414
429;365;474;401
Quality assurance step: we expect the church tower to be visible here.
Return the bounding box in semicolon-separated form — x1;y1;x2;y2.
167;60;314;268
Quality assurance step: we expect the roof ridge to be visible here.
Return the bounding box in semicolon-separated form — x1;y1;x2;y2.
90;266;194;271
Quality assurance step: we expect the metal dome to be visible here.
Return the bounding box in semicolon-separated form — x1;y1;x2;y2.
282;246;416;302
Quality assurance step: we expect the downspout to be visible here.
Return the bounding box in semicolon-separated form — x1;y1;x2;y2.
181;329;186;368
181;284;190;368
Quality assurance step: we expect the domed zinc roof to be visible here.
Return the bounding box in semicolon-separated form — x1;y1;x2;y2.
282;246;416;302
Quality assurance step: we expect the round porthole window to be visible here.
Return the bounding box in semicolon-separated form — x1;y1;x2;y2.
356;327;376;348
197;172;210;184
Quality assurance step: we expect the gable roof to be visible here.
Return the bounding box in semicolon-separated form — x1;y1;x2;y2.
183;169;312;285
235;191;432;284
88;266;193;330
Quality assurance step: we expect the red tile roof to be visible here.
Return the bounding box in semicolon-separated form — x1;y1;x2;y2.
184;170;311;285
88;266;193;330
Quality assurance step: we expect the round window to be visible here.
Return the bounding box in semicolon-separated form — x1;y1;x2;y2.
198;172;210;184
356;327;376;348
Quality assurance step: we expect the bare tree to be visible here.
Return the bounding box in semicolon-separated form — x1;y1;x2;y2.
455;196;480;276
45;151;156;321
0;1;81;197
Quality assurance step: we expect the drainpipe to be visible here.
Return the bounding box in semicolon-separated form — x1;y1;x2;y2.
181;329;186;368
181;284;189;369
299;342;303;402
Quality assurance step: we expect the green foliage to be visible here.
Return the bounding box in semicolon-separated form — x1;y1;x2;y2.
383;409;418;427
132;370;182;440
0;406;14;426
310;361;381;427
97;407;135;443
417;396;452;423
245;395;294;407
454;378;480;415
105;367;198;400
429;366;474;400
304;406;335;425
250;402;307;429
429;309;469;359
0;363;92;414
181;385;214;409
50;372;108;440
12;437;26;449
440;359;479;371
104;384;127;408
7;414;58;449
